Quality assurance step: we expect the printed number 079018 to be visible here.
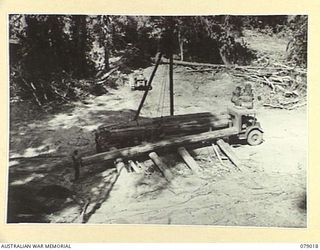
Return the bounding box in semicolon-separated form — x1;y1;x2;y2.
300;244;319;248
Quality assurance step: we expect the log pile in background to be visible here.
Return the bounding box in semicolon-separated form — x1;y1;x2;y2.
229;62;307;110
164;59;307;110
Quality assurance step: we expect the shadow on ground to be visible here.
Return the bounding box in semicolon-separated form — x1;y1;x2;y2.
8;96;164;223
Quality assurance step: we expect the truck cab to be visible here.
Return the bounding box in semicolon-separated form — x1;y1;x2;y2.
130;70;152;91
227;106;263;145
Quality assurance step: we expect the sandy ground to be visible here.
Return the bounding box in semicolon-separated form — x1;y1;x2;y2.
86;67;307;227
8;31;307;226
8;65;307;226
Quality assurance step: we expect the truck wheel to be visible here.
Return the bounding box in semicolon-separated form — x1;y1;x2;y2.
247;130;263;146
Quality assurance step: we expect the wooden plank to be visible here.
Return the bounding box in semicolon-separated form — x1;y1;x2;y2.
216;139;242;170
114;158;126;173
84;127;238;166
149;152;173;181
177;147;201;174
128;160;140;173
211;144;224;165
211;143;230;171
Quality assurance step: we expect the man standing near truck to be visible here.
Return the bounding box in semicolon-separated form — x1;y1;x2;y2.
231;83;254;109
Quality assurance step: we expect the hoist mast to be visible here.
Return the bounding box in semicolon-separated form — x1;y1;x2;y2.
133;52;163;121
169;52;174;116
133;50;175;120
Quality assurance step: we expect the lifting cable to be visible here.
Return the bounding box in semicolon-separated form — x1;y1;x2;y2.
156;64;169;117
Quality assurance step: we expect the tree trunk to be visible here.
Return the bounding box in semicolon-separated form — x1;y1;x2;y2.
104;41;110;71
73;15;88;77
178;30;184;61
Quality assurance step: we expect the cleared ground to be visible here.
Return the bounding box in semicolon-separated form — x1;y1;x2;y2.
8;30;307;226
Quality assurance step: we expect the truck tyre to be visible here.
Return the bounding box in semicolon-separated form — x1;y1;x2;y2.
247;129;263;146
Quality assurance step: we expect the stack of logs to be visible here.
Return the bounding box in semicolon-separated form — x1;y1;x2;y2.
96;112;232;152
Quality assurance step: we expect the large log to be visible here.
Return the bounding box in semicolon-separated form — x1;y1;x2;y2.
96;113;231;151
216;139;242;170
177;147;201;174
97;116;230;137
84;127;238;166
159;58;289;70
149;152;173;181
153;112;229;123
98;112;230;131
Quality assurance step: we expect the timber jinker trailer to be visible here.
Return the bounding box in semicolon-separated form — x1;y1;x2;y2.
95;107;263;153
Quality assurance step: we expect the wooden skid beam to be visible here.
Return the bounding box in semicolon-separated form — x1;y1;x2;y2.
114;158;126;173
177;147;201;174
83;127;238;166
128;160;140;173
211;144;224;165
211;143;230;171
216;139;242;170
149;152;173;181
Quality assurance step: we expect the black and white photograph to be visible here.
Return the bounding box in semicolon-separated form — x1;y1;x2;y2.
8;14;307;226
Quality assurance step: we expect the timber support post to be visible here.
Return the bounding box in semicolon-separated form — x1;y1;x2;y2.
72;150;83;181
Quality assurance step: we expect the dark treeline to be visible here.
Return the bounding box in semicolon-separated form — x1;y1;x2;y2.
9;15;307;105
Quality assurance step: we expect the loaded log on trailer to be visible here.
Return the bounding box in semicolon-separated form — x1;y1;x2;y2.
94;107;263;157
95;112;232;152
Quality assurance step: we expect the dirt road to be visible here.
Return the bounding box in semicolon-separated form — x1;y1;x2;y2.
9;63;306;226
